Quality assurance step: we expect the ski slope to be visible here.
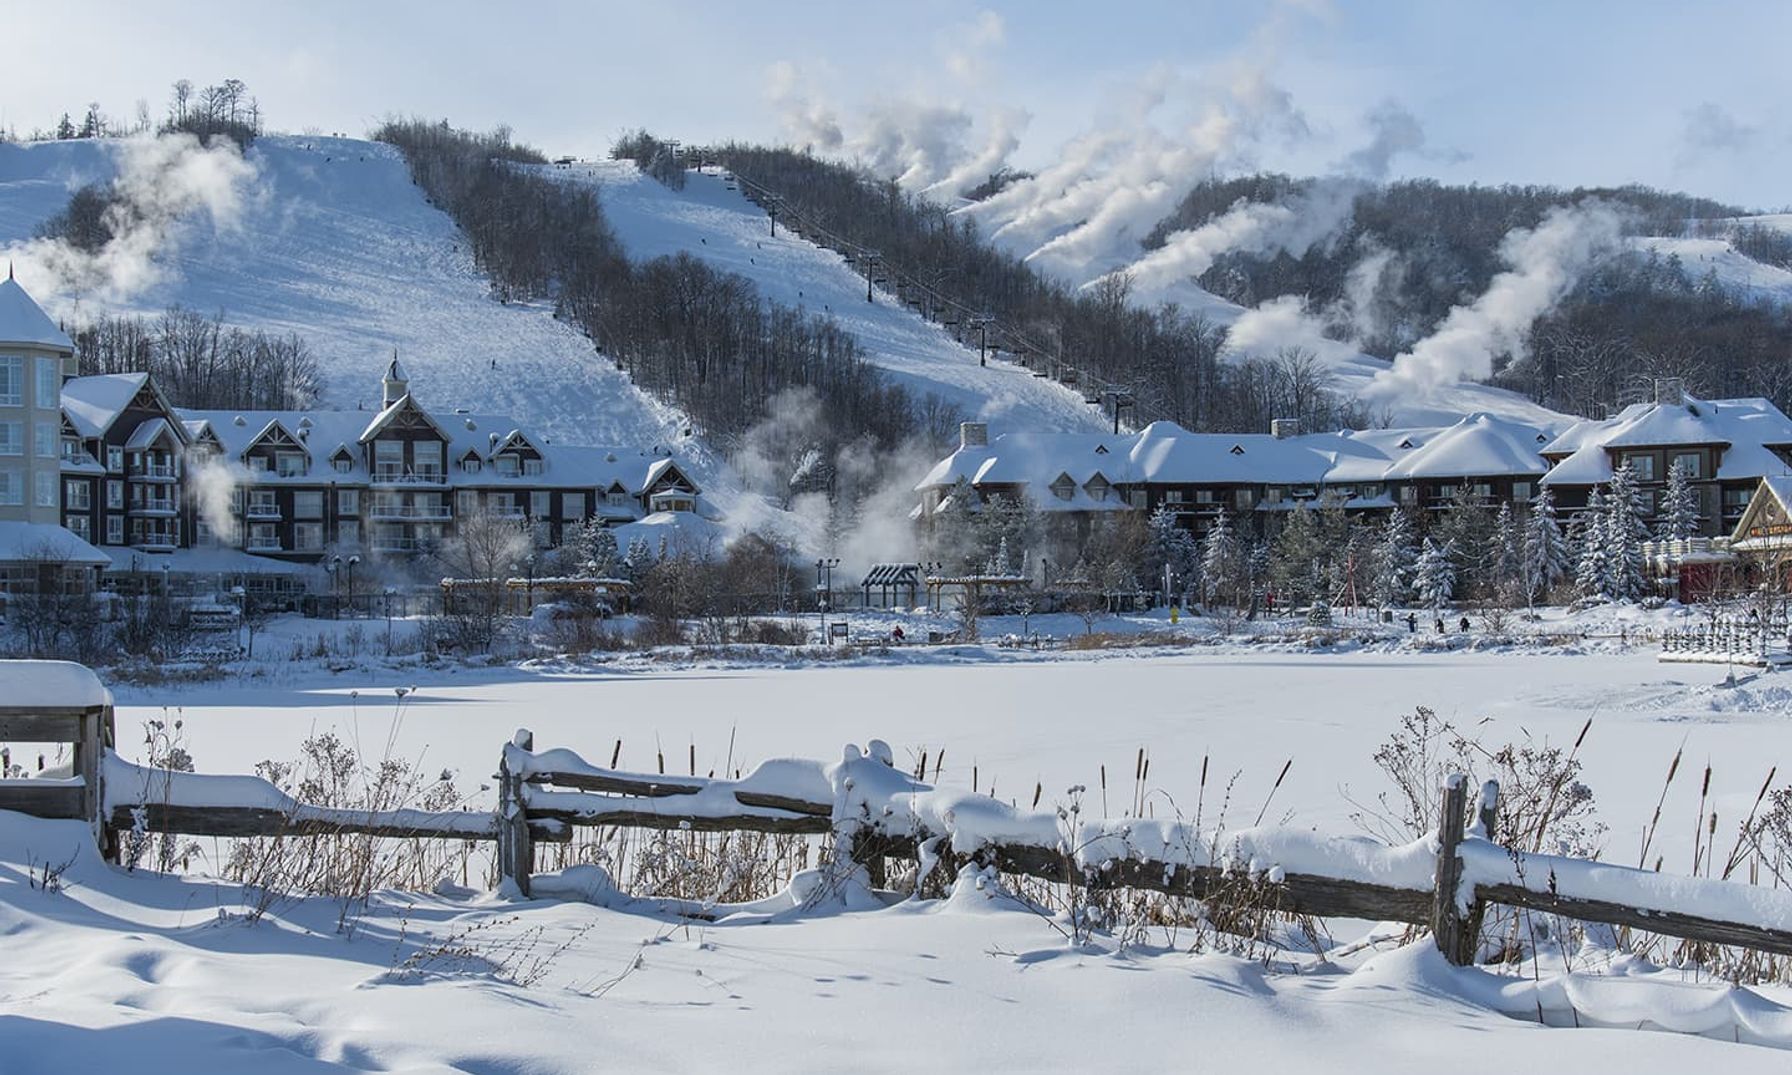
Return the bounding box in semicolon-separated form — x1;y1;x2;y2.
0;136;736;494
1634;233;1792;308
541;160;1111;436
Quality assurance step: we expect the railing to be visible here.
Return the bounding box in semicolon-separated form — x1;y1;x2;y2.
133;464;177;480
129;499;178;515
245;504;281;520
246;541;285;553
372;466;446;484
372;536;427;552
368;504;452;520
488;506;526;518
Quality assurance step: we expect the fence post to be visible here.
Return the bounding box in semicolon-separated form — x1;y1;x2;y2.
497;729;534;898
1431;775;1475;966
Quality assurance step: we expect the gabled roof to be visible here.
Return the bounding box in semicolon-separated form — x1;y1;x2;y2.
61;373;151;439
358;393;448;443
124;417;177;451
1542;395;1792;486
1730;476;1792;550
244;417;309;457
0;277;73;351
1380;414;1548;481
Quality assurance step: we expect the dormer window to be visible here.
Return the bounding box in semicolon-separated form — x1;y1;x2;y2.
1084;475;1111;502
523;458;543;476
1229;444;1245;456
462;457;483;473
495;455;520;476
1050;473;1076;501
333;455;353;474
276;451;307;477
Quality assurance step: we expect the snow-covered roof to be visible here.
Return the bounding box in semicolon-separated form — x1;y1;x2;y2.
920;414;1554;502
1541;396;1792;486
0;659;109;708
0;277;73;351
61;373;151;439
102;545;323;578
0;521;110;566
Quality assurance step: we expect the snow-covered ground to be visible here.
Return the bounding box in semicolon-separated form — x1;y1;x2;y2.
7;639;1792;1070
541;160;1110;435
1634;235;1792;307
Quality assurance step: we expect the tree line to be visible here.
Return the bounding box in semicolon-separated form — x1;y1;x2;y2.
72;307;321;411
373;119;930;456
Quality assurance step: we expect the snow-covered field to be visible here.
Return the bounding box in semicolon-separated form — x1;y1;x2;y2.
6;641;1792;1070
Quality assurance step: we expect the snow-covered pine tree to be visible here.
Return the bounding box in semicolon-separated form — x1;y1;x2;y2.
621;537;655;581
1271;501;1326;605
1604;461;1649;601
1490;501;1523;602
1575;486;1610;599
1522;486;1570;603
1371;507;1418;607
1200;507;1237;606
1145;505;1201;599
1415;537;1456;612
1657;458;1700;542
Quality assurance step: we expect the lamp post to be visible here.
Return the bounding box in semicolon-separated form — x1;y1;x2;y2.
326;555;341;619
383;586;396;652
346;554;360;617
814;557;840;642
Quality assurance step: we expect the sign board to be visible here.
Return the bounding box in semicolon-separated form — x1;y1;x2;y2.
828;621;849;641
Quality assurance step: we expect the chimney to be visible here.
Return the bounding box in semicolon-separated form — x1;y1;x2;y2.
959;422;988;449
1271;418;1300;440
1654;377;1685;407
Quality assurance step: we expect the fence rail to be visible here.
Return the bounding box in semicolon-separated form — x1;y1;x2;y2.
5;661;1792;970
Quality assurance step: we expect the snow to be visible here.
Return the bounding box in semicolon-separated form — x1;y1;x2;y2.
0;275;73;349
541;160;1113;435
0;520;111;565
0;659;109;708
1634;235;1792;308
1542;394;1792;488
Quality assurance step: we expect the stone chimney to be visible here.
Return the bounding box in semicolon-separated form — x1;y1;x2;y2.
1271;417;1300;440
1654;377;1686;407
959;422;989;449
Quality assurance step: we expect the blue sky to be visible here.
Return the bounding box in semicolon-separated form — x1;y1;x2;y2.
7;0;1789;208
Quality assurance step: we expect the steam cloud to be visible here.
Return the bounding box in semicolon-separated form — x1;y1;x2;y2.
1368;202;1625;401
2;131;261;311
185;452;250;546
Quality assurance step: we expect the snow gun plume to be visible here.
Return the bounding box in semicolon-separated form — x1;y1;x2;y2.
2;131;261;312
185;451;250;546
1368;201;1626;402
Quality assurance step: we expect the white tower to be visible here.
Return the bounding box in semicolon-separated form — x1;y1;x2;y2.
0;271;77;525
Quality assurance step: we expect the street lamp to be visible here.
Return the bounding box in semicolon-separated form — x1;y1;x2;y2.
511;554;538;611
383;586;396;652
814;557;840;642
346;554;360;617
325;555;341;619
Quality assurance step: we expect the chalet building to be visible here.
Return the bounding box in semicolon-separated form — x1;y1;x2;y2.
1539;379;1792;537
0;276;108;596
915;413;1552;537
51;357;708;592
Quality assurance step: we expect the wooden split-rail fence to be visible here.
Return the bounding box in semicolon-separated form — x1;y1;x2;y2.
4;662;1792;967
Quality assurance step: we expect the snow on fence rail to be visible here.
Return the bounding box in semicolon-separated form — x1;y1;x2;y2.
5;660;1792;966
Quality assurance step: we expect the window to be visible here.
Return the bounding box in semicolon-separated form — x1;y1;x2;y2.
249;490;278;515
1085;477;1110;502
294;522;324;551
0;468;19;506
456;490;479;516
1050;476;1074;501
533;521;552;549
64;480;90;510
531;490;551;517
247;455;270;472
66;515;89;541
495;454;520;476
0;357;20;406
248;524;279;550
276;452;307;477
35;357;59;408
332;454;353;474
36;471;57;507
1672;452;1702;480
0;422;19;456
293;490;323;519
105;515;122;544
1400;486;1418;504
1263;486;1284;504
413;441;444;476
106;479;122;509
106;445;122;473
1627;454;1657;481
35;422;55;458
338;520;360;547
561;492;584;520
523;458;543;476
606;489;628;508
1512;481;1532;502
462;456;482;473
1235;488;1253;509
338;489;359;515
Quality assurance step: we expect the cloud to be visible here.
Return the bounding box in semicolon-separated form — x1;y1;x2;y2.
1678;101;1758;166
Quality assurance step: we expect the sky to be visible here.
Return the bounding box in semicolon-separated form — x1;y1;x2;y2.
5;0;1790;209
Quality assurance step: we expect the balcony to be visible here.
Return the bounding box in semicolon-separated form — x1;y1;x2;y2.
371;536;427;553
488;505;526;518
245;502;282;520
371;466;446;486
368;503;452;521
246;540;285;553
129;498;179;516
133;463;178;481
132;536;178;552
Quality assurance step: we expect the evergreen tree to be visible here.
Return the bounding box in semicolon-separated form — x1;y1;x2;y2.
621;537;655;581
1371;508;1418;606
1144;505;1201;599
1200;507;1239;606
1415;538;1456;612
1433;486;1495;595
1489;502;1524;603
1604;461;1649;600
1522;486;1570;603
1575;486;1610;599
1271;502;1326;605
1658;458;1700;541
